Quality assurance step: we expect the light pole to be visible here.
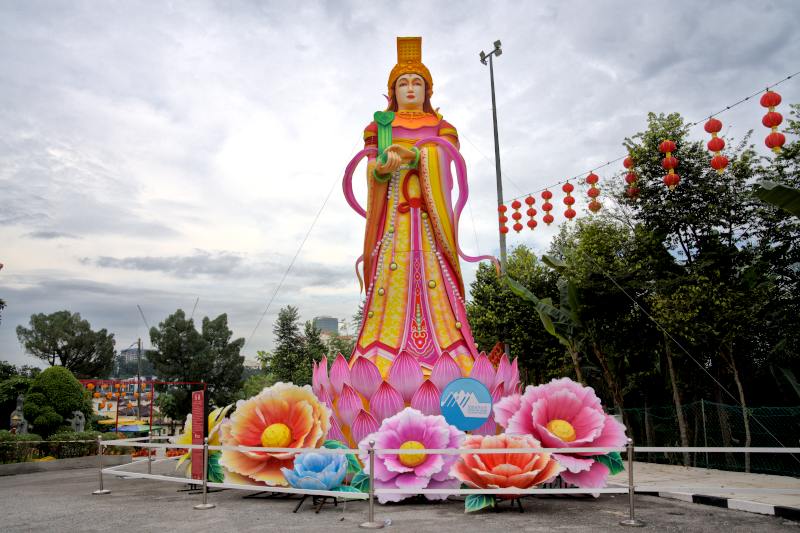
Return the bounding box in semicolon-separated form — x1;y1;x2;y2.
480;40;506;273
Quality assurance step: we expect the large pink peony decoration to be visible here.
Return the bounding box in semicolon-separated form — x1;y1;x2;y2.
493;377;627;488
451;434;563;496
358;407;464;503
313;351;520;446
219;382;331;486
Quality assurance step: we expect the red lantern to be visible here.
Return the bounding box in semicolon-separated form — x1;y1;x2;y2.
623;156;633;169
524;195;537;230
147;392;153;399
659;140;679;191
704;117;728;174
760;90;785;153
133;392;139;399
541;190;554;225
497;204;509;234
626;186;640;198
588;201;602;213
93;392;101;398
114;383;120;389
99;402;105;409
86;383;95;391
106;392;112;399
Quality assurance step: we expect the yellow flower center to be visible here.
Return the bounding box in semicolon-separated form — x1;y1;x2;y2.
546;419;577;442
261;423;292;448
398;440;426;467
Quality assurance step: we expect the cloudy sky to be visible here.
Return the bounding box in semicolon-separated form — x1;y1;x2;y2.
1;1;798;367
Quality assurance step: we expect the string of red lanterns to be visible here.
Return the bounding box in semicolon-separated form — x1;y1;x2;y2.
498;204;509;234
659;140;680;191
761;90;786;153
623;155;639;199
525;195;537;230
542;190;554;225
703;118;728;174
511;199;524;233
585;172;602;212
562;182;576;220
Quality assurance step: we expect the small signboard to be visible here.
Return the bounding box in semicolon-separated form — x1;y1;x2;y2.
191;390;205;480
440;378;492;431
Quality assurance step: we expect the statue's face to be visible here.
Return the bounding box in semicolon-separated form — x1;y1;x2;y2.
395;73;425;110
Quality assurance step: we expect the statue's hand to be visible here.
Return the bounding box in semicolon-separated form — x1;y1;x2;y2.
375;149;403;174
385;144;416;162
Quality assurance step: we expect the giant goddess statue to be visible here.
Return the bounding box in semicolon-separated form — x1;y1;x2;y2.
319;37;520;446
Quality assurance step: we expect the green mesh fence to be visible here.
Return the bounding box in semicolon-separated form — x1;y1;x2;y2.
623;401;800;477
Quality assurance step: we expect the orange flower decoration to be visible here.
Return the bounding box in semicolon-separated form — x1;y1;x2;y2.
220;382;331;486
451;434;563;498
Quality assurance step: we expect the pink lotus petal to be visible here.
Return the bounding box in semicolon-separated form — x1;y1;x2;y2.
495;353;511;388
430;352;462;391
473;416;496;436
493;393;521;429
388;350;424;402
370;381;404;422
352;409;379;446
470;353;495;390
350;357;382;400
316;386;334;413
313;356;330;397
506;357;520;392
311;361;319;395
337;383;363;427
491;382;505;404
329;353;351;395
559;460;610;488
410;380;441;416
327;414;346;442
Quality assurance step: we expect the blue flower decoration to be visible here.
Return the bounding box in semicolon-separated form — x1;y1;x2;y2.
281;452;347;490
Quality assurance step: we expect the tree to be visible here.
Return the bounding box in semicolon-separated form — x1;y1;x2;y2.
467;246;567;386
265;306;304;384
23;366;91;438
238;373;275;400
326;332;356;358
16;311;115;378
148;310;244;419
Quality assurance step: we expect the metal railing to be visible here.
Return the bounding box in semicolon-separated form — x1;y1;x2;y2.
93;436;800;528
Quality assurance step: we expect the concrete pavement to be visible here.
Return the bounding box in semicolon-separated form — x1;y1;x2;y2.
0;463;798;532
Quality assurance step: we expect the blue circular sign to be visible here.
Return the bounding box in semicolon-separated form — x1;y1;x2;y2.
440;378;492;431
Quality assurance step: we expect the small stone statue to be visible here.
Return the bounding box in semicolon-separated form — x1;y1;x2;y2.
67;410;86;433
10;394;29;435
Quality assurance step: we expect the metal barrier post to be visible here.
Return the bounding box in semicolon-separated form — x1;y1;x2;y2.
92;435;111;495
620;439;645;527
193;438;215;510
147;431;152;475
359;440;384;529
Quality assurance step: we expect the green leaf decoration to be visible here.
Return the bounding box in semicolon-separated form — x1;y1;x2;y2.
332;485;361;493
323;439;362;474
465;493;496;513
349;470;371;493
754;180;800;217
207;452;225;483
593;452;625;476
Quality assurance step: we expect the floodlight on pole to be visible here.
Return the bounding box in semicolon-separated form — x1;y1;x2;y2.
479;39;507;273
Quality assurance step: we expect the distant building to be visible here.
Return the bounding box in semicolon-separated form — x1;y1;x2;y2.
312;316;339;335
119;347;141;364
243;358;261;370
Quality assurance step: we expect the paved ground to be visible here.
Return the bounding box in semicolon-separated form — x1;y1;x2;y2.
609;461;800;510
1;465;798;532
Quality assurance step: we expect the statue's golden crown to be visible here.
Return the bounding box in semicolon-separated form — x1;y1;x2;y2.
388;37;433;98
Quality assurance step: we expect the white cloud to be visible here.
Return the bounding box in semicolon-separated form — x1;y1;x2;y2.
1;0;798;366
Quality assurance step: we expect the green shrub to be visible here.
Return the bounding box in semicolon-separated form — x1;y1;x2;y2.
0;430;44;463
23;367;90;438
46;430;101;458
